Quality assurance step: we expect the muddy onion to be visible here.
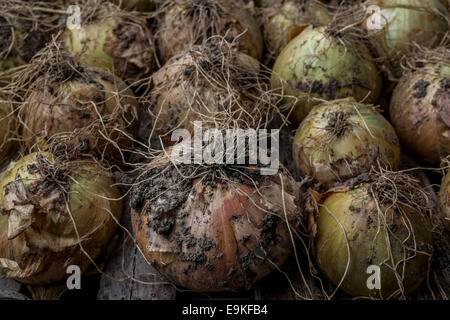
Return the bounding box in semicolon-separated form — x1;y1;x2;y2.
271;25;382;125
155;0;263;64
62;3;156;82
364;0;449;76
19;61;140;161
312;172;433;298
439;170;450;231
293;99;400;188
0;152;122;286
148;42;275;145
390;63;450;164
262;0;331;58
130;154;302;291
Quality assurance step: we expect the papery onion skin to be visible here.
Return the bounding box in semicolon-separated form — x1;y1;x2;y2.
314;182;432;298
61;8;155;82
263;0;331;58
271;26;382;125
21;68;140;161
293;99;400;188
390;63;450;164
0;152;122;285
130;157;302;291
365;0;449;77
156;0;263;64
439;171;450;231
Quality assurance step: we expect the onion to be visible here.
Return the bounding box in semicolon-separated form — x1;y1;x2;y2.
130;152;302;291
439;169;450;231
147;41;278;146
262;0;332;58
155;0;263;64
364;0;449;77
311;171;433;298
271;25;382;125
0;152;122;288
15;42;140;162
62;1;156;82
293;98;400;188
390;62;450;164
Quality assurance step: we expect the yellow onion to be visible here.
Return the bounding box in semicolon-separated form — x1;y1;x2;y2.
364;0;449;77
311;171;433;298
0;152;122;288
62;1;156;82
155;0;263;64
271;25;382;125
147;41;277;146
130;153;302;291
293;98;400;188
439;169;450;231
390;63;450;164
262;0;332;58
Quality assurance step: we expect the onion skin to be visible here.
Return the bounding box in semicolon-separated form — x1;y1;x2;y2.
130;158;302;291
156;0;263;64
293;99;401;188
62;12;155;82
439;171;450;231
314;182;432;298
0;152;122;285
271;26;382;125
21;68;140;160
390;64;450;164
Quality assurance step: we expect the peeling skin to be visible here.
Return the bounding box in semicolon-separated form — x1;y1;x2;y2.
390;63;450;164
130;156;302;292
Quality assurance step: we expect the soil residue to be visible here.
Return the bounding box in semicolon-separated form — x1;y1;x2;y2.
412;79;430;99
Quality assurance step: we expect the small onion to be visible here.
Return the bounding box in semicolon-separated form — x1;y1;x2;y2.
390;63;450;164
62;2;156;82
364;0;449;77
130;153;302;291
0;152;122;287
262;0;331;58
271;25;382;125
311;171;433;298
293;98;401;188
439;170;450;231
155;0;263;64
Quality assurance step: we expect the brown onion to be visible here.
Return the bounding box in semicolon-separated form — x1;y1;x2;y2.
130;152;302;291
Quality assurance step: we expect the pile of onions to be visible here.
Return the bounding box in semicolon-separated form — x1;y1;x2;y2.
311;171;433;298
293;98;400;188
155;0;263;64
261;0;331;58
389;62;450;164
0;152;121;295
439;168;450;231
130;150;302;291
15;42;140;162
62;1;156;82
364;0;449;77
271;25;382;125
147;40;278;146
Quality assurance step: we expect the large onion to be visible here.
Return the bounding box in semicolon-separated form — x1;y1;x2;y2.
62;1;156;82
0;152;122;288
293;98;400;188
439;169;450;231
271;25;382;125
364;0;449;77
130;153;302;291
155;0;263;64
262;0;331;58
147;41;277;145
390;62;450;164
16;42;140;162
311;171;433;298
